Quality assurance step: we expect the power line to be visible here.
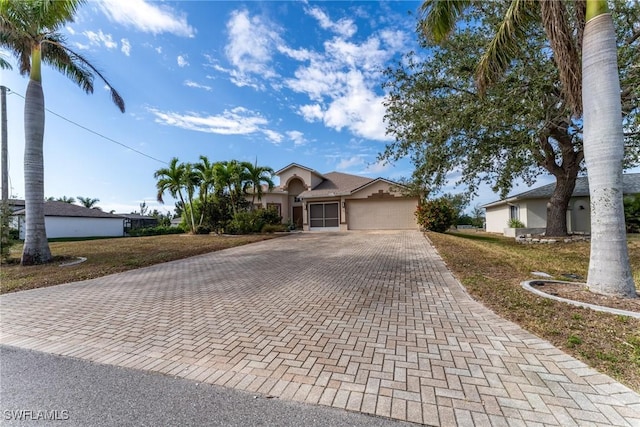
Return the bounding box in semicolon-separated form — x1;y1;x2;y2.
7;89;168;165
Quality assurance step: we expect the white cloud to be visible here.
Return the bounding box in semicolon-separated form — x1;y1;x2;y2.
177;55;189;67
223;9;280;89
66;26;76;35
97;0;195;37
155;46;163;54
83;30;117;49
299;104;325;122
149;107;281;144
184;80;212;91
337;156;365;170
286;130;306;146
306;6;357;38
121;38;131;56
283;25;411;142
363;160;391;175
262;130;283;144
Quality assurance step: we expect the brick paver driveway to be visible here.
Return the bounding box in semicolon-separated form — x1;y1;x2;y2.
1;231;639;426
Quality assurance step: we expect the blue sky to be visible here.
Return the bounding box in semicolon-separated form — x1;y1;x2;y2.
1;0;550;215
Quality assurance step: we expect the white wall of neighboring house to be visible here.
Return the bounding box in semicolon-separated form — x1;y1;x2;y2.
18;217;124;239
524;200;547;228
485;204;510;233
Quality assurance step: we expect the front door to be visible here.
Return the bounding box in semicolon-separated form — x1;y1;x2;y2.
292;206;303;229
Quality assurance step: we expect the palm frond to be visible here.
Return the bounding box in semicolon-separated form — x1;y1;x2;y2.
540;0;582;116
476;0;538;95
419;0;472;43
41;37;94;94
53;42;125;112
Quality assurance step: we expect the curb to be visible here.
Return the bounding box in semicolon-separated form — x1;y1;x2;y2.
521;280;640;319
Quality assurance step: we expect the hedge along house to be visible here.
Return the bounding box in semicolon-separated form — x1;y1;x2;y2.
482;174;640;235
13;201;125;239
252;163;419;231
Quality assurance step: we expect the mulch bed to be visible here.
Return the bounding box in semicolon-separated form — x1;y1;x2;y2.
533;282;640;313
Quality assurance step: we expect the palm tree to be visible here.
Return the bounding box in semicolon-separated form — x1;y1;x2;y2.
194;155;216;226
56;196;76;204
419;0;636;298
77;196;99;209
214;160;250;216
1;0;125;265
246;159;275;208
155;158;199;233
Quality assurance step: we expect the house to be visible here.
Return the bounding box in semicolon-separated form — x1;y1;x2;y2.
13;201;125;239
483;174;640;234
3;198;25;213
252;163;419;231
118;213;158;234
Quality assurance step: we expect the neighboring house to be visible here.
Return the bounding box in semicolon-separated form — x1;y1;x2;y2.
2;198;25;212
13;201;124;239
483;174;640;234
251;163;419;231
119;213;158;234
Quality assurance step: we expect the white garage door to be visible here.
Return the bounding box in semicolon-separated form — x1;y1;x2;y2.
347;199;418;230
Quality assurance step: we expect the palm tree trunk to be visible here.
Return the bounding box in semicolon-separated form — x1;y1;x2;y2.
21;79;51;265
582;12;636;297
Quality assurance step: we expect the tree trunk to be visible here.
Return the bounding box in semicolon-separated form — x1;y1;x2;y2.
21;80;51;265
546;173;578;237
582;12;636;297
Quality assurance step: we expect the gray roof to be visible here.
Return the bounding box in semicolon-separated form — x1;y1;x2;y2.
14;201;124;219
117;213;157;220
483;173;640;208
299;172;374;198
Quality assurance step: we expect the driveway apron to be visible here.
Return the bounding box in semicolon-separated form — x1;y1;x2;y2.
1;231;639;426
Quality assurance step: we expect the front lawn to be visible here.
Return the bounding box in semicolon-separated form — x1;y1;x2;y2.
0;234;283;294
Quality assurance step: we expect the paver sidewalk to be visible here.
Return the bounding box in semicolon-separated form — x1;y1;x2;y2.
1;231;639;426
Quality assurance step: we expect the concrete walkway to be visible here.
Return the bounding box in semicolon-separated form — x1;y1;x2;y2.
1;231;639;426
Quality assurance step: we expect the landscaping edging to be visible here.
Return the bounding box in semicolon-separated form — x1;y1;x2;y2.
521;279;640;319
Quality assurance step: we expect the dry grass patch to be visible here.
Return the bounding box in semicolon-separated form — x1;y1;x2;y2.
1;234;283;294
427;230;640;393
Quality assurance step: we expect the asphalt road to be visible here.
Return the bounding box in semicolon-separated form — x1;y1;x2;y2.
0;345;415;427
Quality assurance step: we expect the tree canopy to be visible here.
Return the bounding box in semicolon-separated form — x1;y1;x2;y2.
381;1;639;235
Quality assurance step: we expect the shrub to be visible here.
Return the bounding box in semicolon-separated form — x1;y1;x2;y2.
508;218;525;228
415;198;456;233
127;225;185;237
194;225;211;235
0;203;17;262
262;223;287;233
226;208;283;235
227;212;255;235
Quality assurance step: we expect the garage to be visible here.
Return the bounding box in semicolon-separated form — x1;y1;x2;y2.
346;199;418;230
309;202;340;230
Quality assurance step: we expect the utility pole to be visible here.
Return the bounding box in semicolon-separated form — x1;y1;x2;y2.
1;85;8;202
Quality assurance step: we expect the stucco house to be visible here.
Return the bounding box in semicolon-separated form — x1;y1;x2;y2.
483;174;640;234
253;163;419;231
13;201;125;239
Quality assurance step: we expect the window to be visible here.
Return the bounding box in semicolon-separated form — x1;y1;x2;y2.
509;205;519;220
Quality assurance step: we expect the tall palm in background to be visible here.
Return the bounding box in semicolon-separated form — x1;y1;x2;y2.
246;160;275;207
77;196;99;209
420;0;636;297
195;155;216;226
155;157;199;233
1;0;125;265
